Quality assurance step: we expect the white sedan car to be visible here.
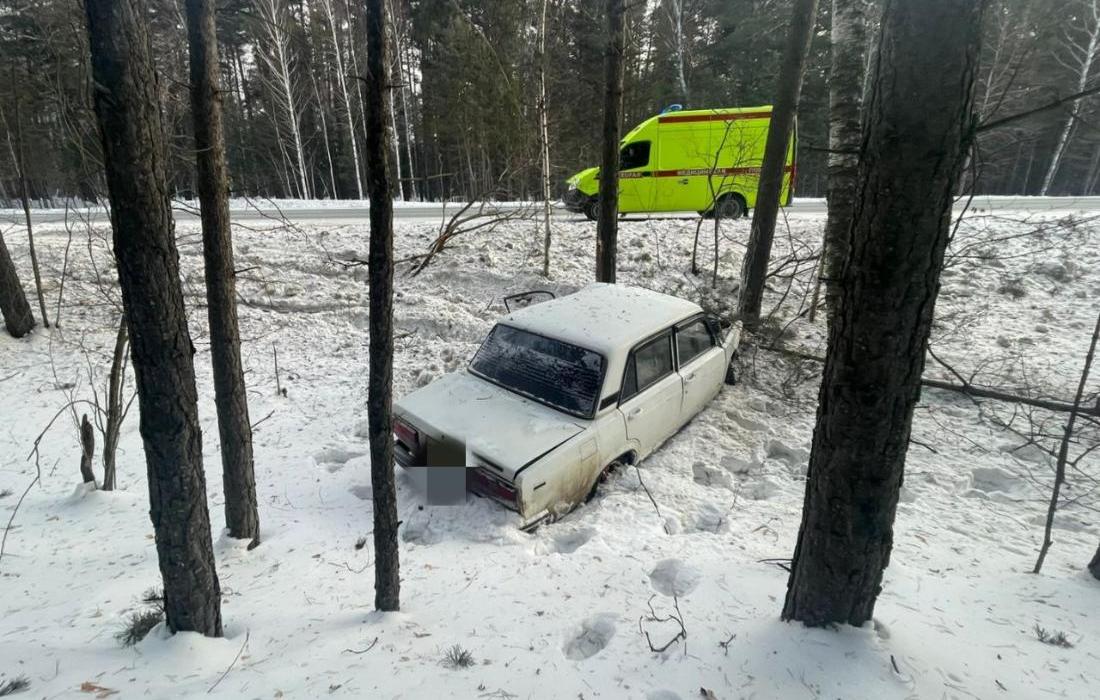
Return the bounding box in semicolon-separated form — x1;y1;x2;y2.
393;283;741;528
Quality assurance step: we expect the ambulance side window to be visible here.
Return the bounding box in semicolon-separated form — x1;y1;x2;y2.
620;141;651;170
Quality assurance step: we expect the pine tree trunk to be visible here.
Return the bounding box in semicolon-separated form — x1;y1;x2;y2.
0;231;35;337
781;0;981;627
821;0;871;323
185;0;259;544
737;0;818;328
365;0;401;613
84;0;223;637
596;0;625;284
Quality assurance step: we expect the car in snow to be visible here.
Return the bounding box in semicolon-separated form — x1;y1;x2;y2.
392;283;741;529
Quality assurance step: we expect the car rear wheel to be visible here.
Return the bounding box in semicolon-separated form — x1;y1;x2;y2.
583;197;599;221
714;193;746;220
586;460;623;502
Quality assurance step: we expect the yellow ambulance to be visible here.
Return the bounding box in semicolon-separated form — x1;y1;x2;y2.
563;105;795;220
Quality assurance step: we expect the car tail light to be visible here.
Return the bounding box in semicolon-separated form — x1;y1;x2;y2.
468;465;519;511
394;418;418;448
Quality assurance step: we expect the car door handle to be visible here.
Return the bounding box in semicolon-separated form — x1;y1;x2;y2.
628;407;643;418
677;178;689;185
684;373;697;383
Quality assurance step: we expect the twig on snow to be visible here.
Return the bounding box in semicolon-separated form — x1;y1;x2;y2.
0;458;42;569
344;636;379;654
207;630;250;694
634;466;670;534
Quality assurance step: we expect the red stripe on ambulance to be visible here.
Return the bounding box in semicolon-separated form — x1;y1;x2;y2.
657;111;773;124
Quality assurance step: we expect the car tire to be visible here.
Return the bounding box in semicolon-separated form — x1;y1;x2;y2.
724;355;739;385
586;460;622;502
583;198;599;222
714;194;746;220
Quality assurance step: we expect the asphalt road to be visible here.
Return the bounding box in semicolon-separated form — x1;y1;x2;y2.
12;196;1100;225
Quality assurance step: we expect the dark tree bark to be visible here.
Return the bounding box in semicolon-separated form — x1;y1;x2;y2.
0;232;34;338
737;0;819;328
84;0;222;637
1033;310;1099;574
184;0;260;545
782;0;982;627
365;0;401;612
12;72;50;329
80;414;96;485
102;317;128;492
1090;543;1100;581
821;0;872;322
596;0;625;284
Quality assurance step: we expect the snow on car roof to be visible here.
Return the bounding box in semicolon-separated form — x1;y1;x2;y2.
501;284;701;355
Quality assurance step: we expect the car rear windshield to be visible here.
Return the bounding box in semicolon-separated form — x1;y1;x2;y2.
469;324;605;418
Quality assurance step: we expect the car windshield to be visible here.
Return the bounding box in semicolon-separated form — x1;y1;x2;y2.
469;324;605;419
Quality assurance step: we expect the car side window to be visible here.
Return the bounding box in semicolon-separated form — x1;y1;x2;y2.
676;319;715;366
620;141;651;170
622;332;672;402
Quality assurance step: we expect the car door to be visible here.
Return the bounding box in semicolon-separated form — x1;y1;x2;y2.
675;317;726;422
618;330;682;457
617;141;657;213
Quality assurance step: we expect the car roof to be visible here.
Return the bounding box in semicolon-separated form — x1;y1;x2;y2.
500;284;702;356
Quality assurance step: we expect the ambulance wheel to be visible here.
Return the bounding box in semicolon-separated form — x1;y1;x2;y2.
714;194;746;220
583;198;599;221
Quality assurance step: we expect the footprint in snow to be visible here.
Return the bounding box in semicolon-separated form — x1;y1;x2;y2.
648;558;701;597
563;614;616;660
314;446;366;471
692;461;733;489
552;527;596;554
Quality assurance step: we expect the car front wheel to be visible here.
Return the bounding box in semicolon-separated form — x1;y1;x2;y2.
583;197;599;221
586;460;623;502
724;354;739;385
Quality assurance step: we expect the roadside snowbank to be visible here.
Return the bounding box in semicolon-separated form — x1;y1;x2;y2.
0;210;1096;698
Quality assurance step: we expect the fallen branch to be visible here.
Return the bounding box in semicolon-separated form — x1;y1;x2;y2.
758;344;1099;417
639;594;687;653
0;464;41;569
634;466;670;534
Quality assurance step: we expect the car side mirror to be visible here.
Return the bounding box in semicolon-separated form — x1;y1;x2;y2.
503;290;556;313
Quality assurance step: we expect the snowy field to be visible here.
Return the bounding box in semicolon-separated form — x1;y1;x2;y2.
1;205;1098;699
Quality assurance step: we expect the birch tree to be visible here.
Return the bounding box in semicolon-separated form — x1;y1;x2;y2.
662;0;690;105
1041;0;1100;195
538;0;553;276
254;0;311;199
318;0;364;198
820;0;872;322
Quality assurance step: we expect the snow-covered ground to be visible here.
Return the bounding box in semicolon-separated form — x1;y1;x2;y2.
1;206;1097;699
